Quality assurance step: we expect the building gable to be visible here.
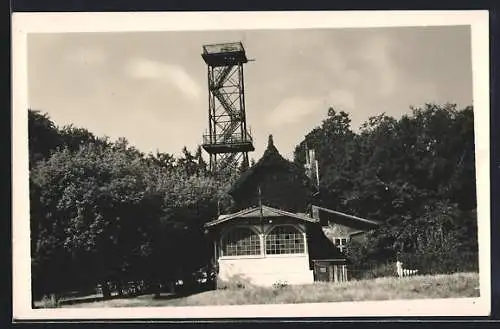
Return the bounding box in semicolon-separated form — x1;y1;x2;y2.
205;205;319;228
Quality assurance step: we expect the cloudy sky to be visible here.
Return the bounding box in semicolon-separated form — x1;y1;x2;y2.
27;26;472;161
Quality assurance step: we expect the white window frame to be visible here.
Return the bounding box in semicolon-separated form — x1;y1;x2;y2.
220;225;262;258
264;224;307;256
333;237;349;253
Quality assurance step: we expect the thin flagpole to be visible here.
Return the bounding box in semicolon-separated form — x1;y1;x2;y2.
258;185;264;232
315;156;320;189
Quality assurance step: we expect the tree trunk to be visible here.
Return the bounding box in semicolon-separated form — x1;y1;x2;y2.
117;282;124;297
153;281;161;298
101;282;111;299
169;281;175;294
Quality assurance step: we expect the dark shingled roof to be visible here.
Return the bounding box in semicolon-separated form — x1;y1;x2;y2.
229;134;313;196
307;224;348;261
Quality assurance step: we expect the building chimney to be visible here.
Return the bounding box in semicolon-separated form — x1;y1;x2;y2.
311;205;320;221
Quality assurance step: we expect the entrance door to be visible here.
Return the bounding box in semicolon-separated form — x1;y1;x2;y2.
314;261;347;282
314;263;328;282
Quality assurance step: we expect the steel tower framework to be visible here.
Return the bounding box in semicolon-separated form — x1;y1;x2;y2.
201;42;254;173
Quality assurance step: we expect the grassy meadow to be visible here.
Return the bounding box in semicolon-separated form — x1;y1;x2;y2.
40;272;480;308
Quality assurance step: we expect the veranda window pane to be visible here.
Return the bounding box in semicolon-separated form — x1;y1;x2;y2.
222;227;261;256
265;226;305;255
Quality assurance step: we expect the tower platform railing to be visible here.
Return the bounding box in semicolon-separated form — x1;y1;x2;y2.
202;42;244;55
202;130;253;146
202;42;248;66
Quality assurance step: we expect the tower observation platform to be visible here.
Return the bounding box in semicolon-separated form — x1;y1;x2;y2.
201;42;255;173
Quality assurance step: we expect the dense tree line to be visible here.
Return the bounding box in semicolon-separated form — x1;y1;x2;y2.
294;104;478;273
29;110;237;300
29;102;478;300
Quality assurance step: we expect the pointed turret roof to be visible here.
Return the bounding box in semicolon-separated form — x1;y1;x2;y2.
229;134;311;195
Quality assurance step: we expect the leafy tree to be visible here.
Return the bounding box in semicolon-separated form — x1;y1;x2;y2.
295;104;478;271
147;150;176;170
177;147;199;176
195;146;208;173
57;125;98;153
29;112;234;298
140;154;233;291
28;110;61;168
30;140;162;297
294;108;358;212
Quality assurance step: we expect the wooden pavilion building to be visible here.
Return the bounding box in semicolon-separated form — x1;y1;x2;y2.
204;135;379;286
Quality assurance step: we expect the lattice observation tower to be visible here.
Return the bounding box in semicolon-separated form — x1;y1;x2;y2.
201;42;254;173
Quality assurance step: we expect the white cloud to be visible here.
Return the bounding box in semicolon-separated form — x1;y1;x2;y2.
266;96;322;127
125;58;202;99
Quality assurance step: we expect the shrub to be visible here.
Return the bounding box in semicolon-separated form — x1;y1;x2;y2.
399;251;478;275
272;280;288;289
348;261;396;280
38;294;60;308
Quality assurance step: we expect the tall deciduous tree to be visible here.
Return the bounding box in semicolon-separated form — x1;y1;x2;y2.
295;104;477;271
28;110;61;168
29;112;234;297
30;141;160;297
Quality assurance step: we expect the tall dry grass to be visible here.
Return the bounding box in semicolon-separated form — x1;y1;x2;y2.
172;272;478;306
62;272;479;308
